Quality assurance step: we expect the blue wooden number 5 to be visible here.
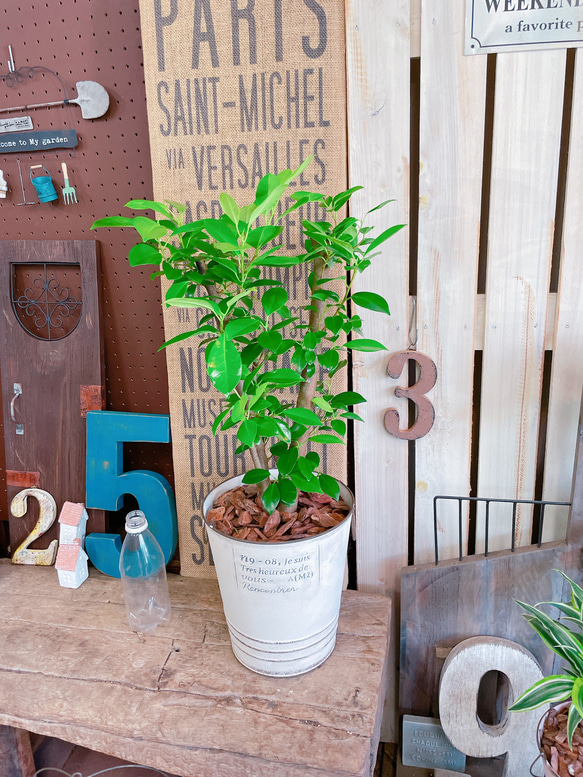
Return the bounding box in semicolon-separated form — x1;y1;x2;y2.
85;411;178;578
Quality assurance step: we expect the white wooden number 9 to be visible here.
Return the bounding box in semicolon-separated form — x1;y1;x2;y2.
439;636;544;776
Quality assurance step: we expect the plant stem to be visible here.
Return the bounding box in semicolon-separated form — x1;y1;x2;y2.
293;254;326;456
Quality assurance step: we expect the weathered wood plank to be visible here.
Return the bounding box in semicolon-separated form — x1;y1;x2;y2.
414;0;487;565
0;561;390;777
0;726;35;777
345;0;410;743
477;50;566;552
399;541;581;719
542;52;583;541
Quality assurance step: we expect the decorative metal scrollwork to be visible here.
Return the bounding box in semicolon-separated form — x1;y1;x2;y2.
11;263;83;341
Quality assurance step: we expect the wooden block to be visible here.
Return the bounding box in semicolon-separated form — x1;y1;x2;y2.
0;726;35;777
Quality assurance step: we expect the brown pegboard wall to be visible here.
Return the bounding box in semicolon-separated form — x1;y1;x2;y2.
0;0;174;543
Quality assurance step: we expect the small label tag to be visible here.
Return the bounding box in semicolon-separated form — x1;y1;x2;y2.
0;116;33;133
402;716;466;772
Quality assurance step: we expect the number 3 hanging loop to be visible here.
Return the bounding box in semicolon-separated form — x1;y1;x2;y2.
384;302;437;440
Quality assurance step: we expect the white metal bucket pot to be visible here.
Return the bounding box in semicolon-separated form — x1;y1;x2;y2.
203;473;354;677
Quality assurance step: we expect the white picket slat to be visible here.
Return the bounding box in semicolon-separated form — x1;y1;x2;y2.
477;50;566;552
346;0;410;743
542;52;583;542
414;0;487;565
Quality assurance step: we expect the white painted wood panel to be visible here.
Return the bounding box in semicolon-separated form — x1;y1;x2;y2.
345;0;410;743
414;0;487;565
477;50;566;552
542;51;583;542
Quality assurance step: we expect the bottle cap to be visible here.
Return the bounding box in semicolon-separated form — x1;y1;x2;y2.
125;509;148;533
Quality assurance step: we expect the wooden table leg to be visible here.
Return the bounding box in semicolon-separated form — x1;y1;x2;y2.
0;726;35;777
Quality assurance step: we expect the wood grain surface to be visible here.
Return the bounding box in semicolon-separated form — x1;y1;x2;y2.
0;241;105;552
0;562;391;777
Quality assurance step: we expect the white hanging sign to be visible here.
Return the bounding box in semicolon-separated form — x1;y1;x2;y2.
465;0;583;55
0;116;33;133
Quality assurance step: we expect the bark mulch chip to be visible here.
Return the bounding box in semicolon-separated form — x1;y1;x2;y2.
541;706;583;776
207;483;350;542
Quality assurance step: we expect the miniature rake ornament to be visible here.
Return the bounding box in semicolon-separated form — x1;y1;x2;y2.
61;163;77;204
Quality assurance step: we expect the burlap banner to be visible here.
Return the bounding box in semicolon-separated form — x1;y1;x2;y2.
138;0;348;577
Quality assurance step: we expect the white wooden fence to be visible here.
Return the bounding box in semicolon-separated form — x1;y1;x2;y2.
347;0;583;740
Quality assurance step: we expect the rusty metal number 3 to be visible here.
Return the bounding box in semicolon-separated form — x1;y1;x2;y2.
384;350;437;440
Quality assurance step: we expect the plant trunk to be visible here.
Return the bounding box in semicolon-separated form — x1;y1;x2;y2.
294;254;326;457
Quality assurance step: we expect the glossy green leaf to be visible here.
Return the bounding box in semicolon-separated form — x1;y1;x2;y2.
319;473;340;500
258;330;283;352
253;253;309;267
125;199;175;220
313;396;335;414
331;186;363;211
203;218;239;246
255;416;280;437
166;295;222;318
331;419;347;436
224;317;262;339
298;456;317;478
261;287;289;315
365;199;395;216
365;223;405;255
128;243;163;266
250;184;287;222
212;406;232;435
290;471;320;493
276;446;299;476
318;349;340;370
131;216;170;242
91;216;138;230
247;224;283;248
262;482;281;515
351;291;391;316
258;369;304;387
254;172;281;205
206;335;242;394
157;329;202;350
283;407;323;426
242;468;270;485
278;477;298;507
308;434;344;444
219;192;240;226
345;338;388;352
237;419;258;448
330;391;367;408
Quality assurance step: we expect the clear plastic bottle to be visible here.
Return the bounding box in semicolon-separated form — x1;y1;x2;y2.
119;510;171;635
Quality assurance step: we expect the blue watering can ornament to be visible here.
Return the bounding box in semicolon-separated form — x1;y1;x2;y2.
30;165;58;203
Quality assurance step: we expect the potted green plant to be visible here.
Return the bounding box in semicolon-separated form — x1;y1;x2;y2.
509;571;583;776
92;157;403;675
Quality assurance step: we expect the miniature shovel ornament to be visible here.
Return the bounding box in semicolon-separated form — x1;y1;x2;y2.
0;80;109;120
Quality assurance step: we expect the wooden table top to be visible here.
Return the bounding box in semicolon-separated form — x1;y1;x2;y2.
0;560;391;777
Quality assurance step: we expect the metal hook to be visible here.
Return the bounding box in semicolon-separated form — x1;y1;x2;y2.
408;296;418;351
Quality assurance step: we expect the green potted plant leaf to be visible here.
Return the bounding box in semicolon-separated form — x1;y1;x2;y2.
92;157;403;676
510;571;583;776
